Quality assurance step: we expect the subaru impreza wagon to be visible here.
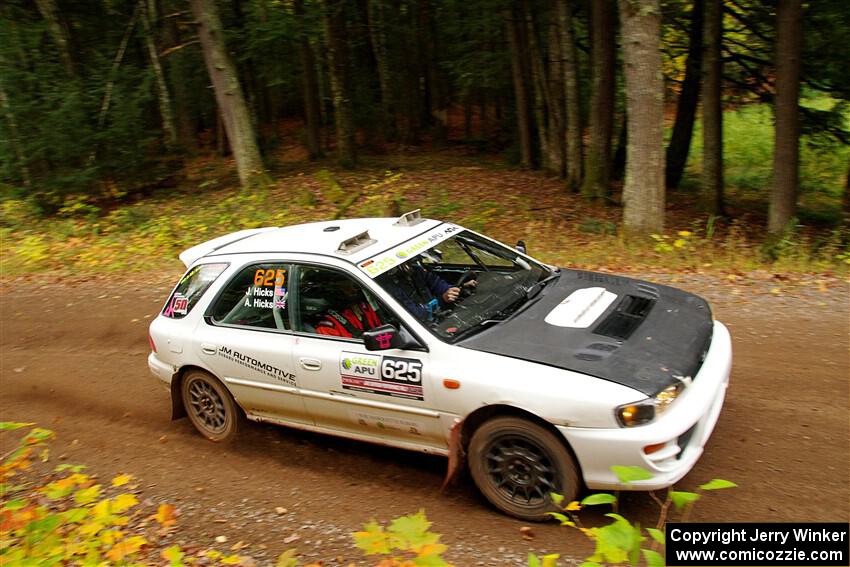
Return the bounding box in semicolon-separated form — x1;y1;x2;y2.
148;210;731;520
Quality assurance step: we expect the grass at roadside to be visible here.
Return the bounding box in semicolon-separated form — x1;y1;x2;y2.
1;136;848;278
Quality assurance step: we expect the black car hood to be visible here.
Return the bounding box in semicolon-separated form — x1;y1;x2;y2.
457;270;714;396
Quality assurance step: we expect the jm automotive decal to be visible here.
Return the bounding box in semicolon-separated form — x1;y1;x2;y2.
218;346;297;387
358;223;463;278
339;351;424;401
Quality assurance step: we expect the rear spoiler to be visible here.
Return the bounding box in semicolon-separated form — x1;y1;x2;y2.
178;227;277;267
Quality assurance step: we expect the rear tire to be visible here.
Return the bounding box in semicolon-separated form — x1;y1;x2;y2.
181;370;244;443
468;416;579;521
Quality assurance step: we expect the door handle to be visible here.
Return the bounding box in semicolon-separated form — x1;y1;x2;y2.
201;343;217;356
299;357;322;371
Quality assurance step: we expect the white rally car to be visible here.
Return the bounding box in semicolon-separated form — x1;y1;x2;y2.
148;210;731;520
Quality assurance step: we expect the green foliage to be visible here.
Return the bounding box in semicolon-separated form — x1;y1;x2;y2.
542;466;737;567
581;493;618;506
611;466;655;484
698;479;737;491
685;103;850;201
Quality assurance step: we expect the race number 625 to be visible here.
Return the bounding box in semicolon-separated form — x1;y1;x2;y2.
381;359;422;383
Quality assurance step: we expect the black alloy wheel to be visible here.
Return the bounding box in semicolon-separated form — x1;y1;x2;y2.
469;416;579;521
181;370;244;443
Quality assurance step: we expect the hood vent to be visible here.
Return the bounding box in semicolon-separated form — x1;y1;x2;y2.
593;294;656;340
577;271;623;286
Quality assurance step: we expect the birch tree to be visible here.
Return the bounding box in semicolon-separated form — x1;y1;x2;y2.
619;0;665;235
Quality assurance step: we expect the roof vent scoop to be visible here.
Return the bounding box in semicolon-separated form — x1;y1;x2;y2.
337;230;376;255
394;209;424;227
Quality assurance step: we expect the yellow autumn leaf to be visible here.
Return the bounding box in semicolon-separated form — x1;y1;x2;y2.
111;474;133;487
220;554;243;565
105;535;147;561
92;499;111;519
112;493;138;513
565;501;582;511
673;239;687;249
68;473;91;485
678;230;692;237
162;545;184;562
416;543;447;557
79;520;105;537
155;503;177;527
73;485;101;505
104;528;126;546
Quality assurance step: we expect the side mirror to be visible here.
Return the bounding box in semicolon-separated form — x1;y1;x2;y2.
516;240;527;254
363;324;414;351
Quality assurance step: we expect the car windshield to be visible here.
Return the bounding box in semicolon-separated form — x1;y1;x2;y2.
373;230;552;341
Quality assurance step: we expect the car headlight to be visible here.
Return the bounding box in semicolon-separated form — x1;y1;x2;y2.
616;383;683;427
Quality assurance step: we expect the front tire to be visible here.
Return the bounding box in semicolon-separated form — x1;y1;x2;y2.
181;370;244;443
468;416;579;521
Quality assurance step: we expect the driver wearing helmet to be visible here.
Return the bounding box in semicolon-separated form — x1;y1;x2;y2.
384;261;476;321
315;279;383;338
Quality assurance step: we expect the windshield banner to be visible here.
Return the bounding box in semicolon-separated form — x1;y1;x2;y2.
357;223;463;278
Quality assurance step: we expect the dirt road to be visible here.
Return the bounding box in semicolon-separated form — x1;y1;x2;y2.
1;275;848;565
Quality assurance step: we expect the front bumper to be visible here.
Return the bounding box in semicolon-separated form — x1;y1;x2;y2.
148;352;176;385
559;320;732;491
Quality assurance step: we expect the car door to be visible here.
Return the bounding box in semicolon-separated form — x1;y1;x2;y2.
290;263;444;448
194;261;311;425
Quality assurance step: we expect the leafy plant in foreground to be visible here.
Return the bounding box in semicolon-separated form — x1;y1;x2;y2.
353;510;452;566
533;466;736;567
0;422;247;566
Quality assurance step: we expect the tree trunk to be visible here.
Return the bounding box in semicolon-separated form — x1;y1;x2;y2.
665;0;703;189
420;0;447;143
526;4;552;173
141;0;178;150
34;0;77;77
841;160;850;227
322;0;357;167
582;0;616;201
161;10;199;151
546;17;566;176
294;0;323;159
0;81;31;188
556;0;582;191
701;0;724;215
190;0;265;186
367;0;395;141
768;0;802;234
505;7;533;169
619;0;665;235
612;114;626;182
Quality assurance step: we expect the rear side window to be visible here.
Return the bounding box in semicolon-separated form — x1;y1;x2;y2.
163;263;229;319
209;263;291;331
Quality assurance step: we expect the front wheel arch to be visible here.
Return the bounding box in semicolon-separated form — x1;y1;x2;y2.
467;414;581;521
461;405;582;470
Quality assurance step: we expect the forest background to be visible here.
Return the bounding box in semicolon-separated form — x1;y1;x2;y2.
1;0;849;276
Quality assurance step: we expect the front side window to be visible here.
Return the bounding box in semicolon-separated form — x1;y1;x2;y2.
163;263;229;319
372;230;551;341
295;266;396;339
209;263;291;330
